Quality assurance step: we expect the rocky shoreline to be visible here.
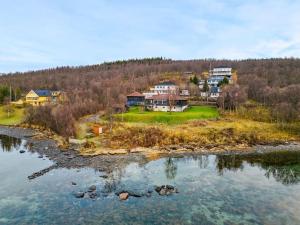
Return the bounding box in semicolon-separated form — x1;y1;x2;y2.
1;125;300;180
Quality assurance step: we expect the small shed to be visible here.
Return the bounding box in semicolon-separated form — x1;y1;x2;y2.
92;125;104;136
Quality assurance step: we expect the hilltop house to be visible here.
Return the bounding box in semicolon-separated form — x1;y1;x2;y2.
145;94;188;112
126;91;145;106
151;81;178;94
25;90;65;106
207;67;233;87
143;81;179;98
199;67;234;99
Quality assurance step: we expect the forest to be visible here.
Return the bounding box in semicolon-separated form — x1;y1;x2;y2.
0;57;299;137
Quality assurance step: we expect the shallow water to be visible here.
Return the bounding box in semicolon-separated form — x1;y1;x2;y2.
0;135;300;225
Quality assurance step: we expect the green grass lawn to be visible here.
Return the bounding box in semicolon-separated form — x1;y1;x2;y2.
0;106;25;126
115;106;219;124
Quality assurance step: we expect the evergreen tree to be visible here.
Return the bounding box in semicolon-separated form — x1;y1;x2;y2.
218;77;229;87
203;80;209;92
190;75;199;85
0;86;10;104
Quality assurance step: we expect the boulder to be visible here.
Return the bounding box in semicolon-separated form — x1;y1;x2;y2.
88;185;97;192
119;192;129;201
74;192;85;198
155;185;179;196
89;192;97;199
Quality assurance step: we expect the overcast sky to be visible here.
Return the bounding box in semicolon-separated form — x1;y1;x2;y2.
1;0;300;73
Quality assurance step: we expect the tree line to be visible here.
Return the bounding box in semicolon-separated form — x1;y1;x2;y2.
0;57;299;136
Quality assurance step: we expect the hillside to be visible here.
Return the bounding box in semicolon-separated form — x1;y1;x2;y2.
0;58;300;136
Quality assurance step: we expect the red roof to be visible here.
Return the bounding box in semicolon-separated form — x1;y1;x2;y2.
127;91;145;97
146;94;186;101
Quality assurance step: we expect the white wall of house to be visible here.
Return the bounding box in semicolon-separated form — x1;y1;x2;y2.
201;92;209;97
210;67;232;76
152;105;188;112
180;90;190;96
210;92;220;98
153;85;178;94
142;92;158;98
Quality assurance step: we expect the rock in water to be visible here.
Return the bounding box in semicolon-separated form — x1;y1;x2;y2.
71;182;77;186
155;185;178;196
119;192;129;200
88;185;96;192
19;150;26;154
159;188;167;196
89;192;97;199
74;192;85;198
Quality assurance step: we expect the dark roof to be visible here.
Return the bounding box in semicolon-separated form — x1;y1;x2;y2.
127;92;145;97
156;81;176;86
34;90;51;97
146;94;186;101
214;66;232;69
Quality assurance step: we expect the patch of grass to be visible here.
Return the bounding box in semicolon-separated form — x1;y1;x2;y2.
115;106;219;124
0;105;25;125
108;117;299;149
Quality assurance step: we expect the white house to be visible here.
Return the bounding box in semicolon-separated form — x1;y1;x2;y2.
180;89;190;96
145;94;188;112
199;67;233;99
143;81;179;97
150;81;179;94
208;67;233;87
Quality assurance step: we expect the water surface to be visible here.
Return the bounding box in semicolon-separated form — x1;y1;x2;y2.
0;135;300;225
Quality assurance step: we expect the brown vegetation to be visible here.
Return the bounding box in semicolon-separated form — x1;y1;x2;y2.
0;58;299;136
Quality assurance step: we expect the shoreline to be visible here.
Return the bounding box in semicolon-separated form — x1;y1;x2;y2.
1;125;300;178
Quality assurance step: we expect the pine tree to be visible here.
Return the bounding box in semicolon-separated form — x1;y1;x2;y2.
203;80;209;92
190;75;199;85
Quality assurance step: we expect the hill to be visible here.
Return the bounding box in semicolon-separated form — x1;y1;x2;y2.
0;57;299;136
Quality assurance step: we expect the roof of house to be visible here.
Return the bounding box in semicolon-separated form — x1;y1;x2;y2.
146;94;186;101
34;90;52;97
127;91;145;97
156;81;176;86
214;66;232;69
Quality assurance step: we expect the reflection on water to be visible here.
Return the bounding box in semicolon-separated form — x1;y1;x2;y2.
216;151;300;185
0;134;300;225
164;158;178;180
0;134;22;152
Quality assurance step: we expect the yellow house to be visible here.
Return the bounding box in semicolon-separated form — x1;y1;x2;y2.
51;91;66;103
25;90;52;106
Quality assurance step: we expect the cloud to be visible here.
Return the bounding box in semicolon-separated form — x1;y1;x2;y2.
0;0;300;72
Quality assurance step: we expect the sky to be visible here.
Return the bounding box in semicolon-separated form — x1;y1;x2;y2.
1;0;300;73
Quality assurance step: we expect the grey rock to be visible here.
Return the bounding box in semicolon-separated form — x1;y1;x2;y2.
74;192;84;198
88;185;96;192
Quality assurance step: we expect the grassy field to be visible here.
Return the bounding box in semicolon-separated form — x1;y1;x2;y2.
0;106;25;126
106;117;300;150
115;106;219;124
